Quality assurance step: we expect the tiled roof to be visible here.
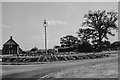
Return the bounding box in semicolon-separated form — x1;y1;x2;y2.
3;36;19;46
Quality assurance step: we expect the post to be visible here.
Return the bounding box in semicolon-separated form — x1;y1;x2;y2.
45;25;47;54
43;19;48;55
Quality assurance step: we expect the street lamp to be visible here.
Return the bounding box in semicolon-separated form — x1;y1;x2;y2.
43;19;48;55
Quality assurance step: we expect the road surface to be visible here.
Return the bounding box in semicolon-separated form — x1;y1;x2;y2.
2;54;118;80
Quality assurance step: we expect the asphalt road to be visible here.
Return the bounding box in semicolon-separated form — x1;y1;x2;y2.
2;55;118;80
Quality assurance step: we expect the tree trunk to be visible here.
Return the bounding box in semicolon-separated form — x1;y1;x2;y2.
98;29;102;52
98;35;102;52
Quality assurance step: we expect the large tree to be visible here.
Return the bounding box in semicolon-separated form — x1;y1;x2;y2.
77;10;118;51
60;35;79;48
101;40;111;51
77;41;93;52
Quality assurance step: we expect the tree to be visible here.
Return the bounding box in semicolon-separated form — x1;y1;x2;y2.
101;40;111;51
53;45;60;49
77;10;118;51
77;41;93;52
60;35;79;48
77;28;96;42
112;41;120;47
111;41;120;50
30;47;38;52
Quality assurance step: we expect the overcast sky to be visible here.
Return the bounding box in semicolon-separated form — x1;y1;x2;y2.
1;2;118;50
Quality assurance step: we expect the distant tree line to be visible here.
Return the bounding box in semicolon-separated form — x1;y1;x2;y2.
54;35;120;53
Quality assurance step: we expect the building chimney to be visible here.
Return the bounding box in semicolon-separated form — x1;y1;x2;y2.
10;36;12;39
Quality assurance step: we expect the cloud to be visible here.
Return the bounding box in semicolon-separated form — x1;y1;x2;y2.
1;24;10;28
48;20;67;25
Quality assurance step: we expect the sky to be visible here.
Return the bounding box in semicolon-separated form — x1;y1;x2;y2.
1;2;118;50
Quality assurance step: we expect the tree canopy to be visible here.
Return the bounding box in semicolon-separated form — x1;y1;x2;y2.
30;47;38;52
77;10;118;51
60;35;79;48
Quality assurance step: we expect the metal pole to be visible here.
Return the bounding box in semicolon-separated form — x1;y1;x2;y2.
43;19;48;55
45;26;47;54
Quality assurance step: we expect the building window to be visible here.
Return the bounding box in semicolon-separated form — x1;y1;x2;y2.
9;46;12;48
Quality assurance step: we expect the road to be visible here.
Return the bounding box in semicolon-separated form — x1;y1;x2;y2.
2;54;118;80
